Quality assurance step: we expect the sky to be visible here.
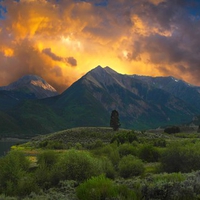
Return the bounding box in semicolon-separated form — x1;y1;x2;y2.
0;0;200;93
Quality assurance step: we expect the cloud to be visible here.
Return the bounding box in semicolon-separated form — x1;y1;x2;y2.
67;57;77;67
123;0;200;84
50;66;63;77
42;48;63;62
42;48;77;67
0;0;200;92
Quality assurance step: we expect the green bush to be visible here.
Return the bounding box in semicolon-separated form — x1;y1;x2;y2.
35;150;61;189
76;175;117;200
17;174;40;196
99;157;116;179
76;175;138;200
153;138;166;147
118;143;137;157
75;142;82;150
139;144;160;162
89;139;104;149
39;140;65;149
37;150;59;168
111;131;138;144
0;150;32;196
142;173;186;200
160;142;200;173
116;184;138;200
39;140;48;148
58;150;102;182
118;155;145;178
92;144;120;167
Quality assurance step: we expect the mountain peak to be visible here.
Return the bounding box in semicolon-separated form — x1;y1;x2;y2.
90;65;104;72
19;74;46;84
88;66;119;77
104;66;118;75
0;74;58;99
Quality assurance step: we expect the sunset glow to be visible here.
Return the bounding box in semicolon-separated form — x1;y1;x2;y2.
0;0;200;92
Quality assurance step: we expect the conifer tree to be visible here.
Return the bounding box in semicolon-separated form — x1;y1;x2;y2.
110;110;121;131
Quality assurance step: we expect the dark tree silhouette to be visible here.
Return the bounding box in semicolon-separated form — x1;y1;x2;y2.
110;110;121;131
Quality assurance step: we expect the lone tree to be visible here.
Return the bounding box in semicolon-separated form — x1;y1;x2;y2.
110;110;121;131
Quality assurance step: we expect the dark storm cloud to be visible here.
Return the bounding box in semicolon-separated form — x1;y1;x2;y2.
127;0;200;83
42;48;77;67
0;39;70;93
67;57;77;67
1;0;200;90
42;48;63;62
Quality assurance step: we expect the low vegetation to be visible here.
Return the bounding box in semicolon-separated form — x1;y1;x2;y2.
1;127;200;199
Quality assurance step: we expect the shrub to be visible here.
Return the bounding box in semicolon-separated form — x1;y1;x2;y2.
88;139;104;149
118;143;137;157
116;184;138;200
39;140;65;149
76;175;138;200
99;157;116;179
160;142;200;173
111;131;138;144
0;150;31;196
118;155;145;178
35;150;61;189
92;144;120;167
94;139;104;148
139;144;161;162
37;150;59;168
76;175;117;200
141;173;186;200
35;164;60;189
39;140;48;148
153;138;166;147
17;174;40;196
58;150;102;182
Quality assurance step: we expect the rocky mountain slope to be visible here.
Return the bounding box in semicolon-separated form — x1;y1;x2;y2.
0;66;200;137
132;75;200;112
54;66;198;130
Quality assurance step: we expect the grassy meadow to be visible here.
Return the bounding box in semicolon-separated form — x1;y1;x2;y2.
1;127;200;199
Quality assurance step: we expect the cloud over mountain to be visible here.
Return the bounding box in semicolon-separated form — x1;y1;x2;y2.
42;48;77;67
0;0;200;92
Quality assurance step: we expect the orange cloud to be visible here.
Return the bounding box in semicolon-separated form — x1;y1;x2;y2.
0;0;199;93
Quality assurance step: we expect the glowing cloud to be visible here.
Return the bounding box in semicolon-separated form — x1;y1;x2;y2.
0;0;199;92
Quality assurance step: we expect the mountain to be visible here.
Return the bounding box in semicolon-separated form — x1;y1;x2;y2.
0;66;200;137
0;75;60;137
0;75;59;100
53;66;199;130
132;75;200;112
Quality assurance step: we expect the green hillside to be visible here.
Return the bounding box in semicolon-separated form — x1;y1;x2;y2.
3;101;66;138
1;127;200;199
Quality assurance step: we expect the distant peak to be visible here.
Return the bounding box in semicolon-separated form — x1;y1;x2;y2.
19;74;45;83
104;66;118;74
0;74;58;98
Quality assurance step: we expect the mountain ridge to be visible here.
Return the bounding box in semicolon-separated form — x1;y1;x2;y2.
54;66;199;130
0;66;200;137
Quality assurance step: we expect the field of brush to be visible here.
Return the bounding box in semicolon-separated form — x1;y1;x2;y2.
1;126;200;200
